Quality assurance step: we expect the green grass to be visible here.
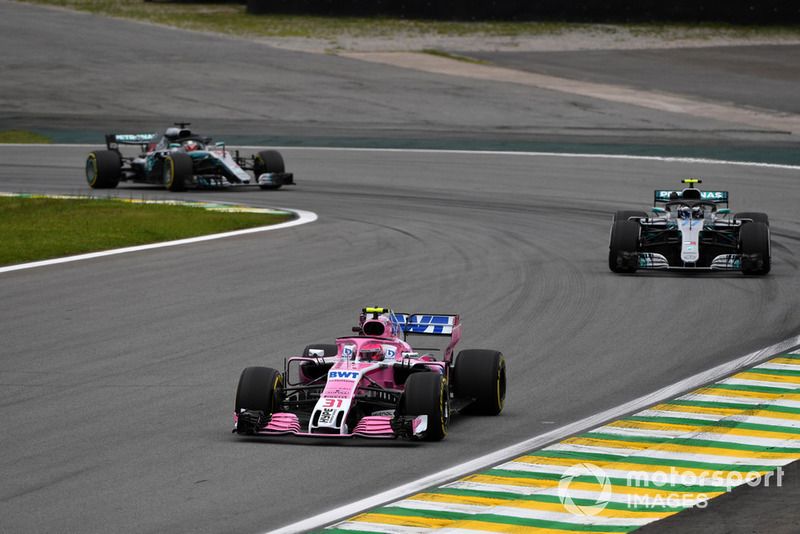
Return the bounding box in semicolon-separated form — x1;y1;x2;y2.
12;0;800;44
0;196;293;266
0;130;54;144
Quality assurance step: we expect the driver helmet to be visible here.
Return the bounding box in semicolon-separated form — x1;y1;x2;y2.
184;140;199;151
360;342;384;362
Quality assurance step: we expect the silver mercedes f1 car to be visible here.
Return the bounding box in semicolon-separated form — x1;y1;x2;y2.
86;123;294;191
609;180;771;275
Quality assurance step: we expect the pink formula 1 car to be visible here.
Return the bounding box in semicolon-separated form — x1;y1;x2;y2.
233;308;506;441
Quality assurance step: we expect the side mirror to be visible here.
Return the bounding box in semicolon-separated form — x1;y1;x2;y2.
652;207;665;213
718;209;730;214
308;349;325;358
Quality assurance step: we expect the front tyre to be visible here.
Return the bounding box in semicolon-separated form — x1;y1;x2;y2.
234;366;283;415
740;221;771;275
453;349;506;415
254;150;285;190
163;152;192;191
608;219;640;273
399;372;448;441
86;150;121;189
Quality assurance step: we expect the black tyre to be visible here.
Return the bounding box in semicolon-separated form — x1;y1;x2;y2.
254;150;285;190
453;349;506;416
608;219;640;273
613;210;647;223
234;366;283;414
163;152;192;191
399;372;448;441
735;212;769;226
86;150;121;189
740;221;771;275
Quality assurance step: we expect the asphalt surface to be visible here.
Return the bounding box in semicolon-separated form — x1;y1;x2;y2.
464;46;800;116
1;1;799;533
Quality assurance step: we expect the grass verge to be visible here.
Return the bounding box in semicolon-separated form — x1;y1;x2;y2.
0;131;54;144
0;196;293;266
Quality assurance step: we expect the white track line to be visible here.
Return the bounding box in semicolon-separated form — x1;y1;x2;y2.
264;334;800;534
6;143;800;170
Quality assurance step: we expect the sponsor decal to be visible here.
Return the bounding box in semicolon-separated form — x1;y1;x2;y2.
655;190;727;201
329;371;359;379
318;407;336;424
115;133;156;142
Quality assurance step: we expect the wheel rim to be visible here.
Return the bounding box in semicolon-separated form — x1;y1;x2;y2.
163;158;174;187
86;156;97;184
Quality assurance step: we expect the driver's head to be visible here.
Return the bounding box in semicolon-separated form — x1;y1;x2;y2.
184;140;199;151
360;342;384;362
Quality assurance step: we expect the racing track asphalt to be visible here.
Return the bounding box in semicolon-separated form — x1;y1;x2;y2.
1;1;800;533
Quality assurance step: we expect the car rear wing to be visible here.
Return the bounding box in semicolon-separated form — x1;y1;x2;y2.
396;314;459;336
105;133;157;151
360;308;462;362
654;190;728;205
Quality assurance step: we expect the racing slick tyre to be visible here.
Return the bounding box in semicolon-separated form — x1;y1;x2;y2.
452;349;506;416
163;152;192;192
254;150;285;190
608;219;640;273
86;150;121;189
735;212;769;226
613;210;647;223
740;221;771;275
399;372;449;441
234;366;283;414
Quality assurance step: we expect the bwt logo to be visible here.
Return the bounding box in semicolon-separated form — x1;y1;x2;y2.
329;371;359;379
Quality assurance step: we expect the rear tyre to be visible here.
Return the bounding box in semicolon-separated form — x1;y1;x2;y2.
399;372;448;441
453;349;506;415
234;366;283;414
254;150;285;190
163;152;192;191
86;150;121;189
735;212;769;226
740;221;771;275
608;219;640;273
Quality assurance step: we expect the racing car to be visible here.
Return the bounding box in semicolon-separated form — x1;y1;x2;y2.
609;179;770;275
85;123;294;191
233;307;506;441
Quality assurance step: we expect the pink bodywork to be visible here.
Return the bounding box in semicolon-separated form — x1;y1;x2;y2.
235;310;459;439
